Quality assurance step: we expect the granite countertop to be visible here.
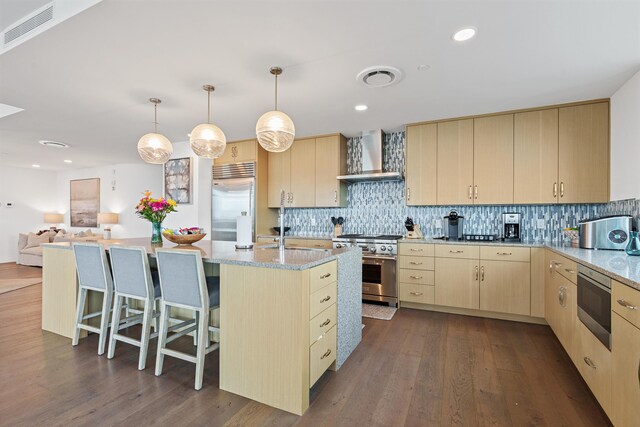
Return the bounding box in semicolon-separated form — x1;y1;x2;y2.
399;237;545;247
44;238;356;271
257;234;332;240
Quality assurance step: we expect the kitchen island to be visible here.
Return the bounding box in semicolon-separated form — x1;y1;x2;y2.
41;239;362;415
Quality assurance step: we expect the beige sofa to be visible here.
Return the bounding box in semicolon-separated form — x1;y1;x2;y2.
17;230;103;267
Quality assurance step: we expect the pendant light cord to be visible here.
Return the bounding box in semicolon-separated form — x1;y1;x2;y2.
207;89;211;124
154;102;158;133
274;73;278;111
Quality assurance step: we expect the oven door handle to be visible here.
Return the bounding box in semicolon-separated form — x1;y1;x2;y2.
362;255;397;262
578;273;611;293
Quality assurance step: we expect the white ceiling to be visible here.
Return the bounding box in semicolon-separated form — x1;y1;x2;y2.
1;0;639;171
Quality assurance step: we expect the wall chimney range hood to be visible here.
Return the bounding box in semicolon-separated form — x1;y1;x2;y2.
337;130;403;183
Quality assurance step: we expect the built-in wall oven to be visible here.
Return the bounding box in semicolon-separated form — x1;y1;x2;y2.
577;264;611;349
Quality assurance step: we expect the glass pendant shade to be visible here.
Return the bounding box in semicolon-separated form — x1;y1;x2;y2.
256;110;295;153
190;123;227;159
137;132;173;164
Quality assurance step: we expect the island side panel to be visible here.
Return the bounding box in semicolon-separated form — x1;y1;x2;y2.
220;264;310;415
336;247;362;369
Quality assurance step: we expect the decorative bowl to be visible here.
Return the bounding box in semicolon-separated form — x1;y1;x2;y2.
272;226;291;234
162;232;206;245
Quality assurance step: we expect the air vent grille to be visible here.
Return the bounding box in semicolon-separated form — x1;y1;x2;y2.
213;162;256;179
4;5;54;45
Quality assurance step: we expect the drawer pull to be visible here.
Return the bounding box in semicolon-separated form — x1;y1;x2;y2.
409;275;423;279
558;287;567;307
617;299;638;311
409;291;423;296
320;349;332;359
496;252;512;256
315;244;324;247
564;268;576;274
583;356;597;369
320;273;332;279
409;262;423;265
320;319;331;327
320;296;332;303
449;250;464;254
410;248;423;252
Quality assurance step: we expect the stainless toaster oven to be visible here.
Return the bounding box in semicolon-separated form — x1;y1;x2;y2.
578;215;633;250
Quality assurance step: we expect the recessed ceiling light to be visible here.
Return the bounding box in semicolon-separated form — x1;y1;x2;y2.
38;140;70;148
32;164;40;168
452;27;477;42
355;105;368;111
64;160;72;163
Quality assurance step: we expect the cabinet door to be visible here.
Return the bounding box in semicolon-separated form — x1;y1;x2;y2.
473;114;514;204
479;260;531;316
315;135;346;207
290;138;316;207
215;142;238;165
436;120;474;205
267;150;291;208
434;257;479;309
514;109;559;204
612;313;640;427
215;140;257;164
558;102;609;203
406;124;437;205
575;320;612;417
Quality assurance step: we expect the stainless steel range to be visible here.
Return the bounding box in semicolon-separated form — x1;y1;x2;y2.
332;234;402;307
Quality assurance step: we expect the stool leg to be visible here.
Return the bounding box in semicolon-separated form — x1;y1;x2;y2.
72;287;87;346
107;294;124;359
194;309;209;390
153;299;160;332
138;298;153;370
155;303;171;376
97;290;112;356
193;311;199;346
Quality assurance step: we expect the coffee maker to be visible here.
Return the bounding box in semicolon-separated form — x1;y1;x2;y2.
443;210;464;240
502;213;522;242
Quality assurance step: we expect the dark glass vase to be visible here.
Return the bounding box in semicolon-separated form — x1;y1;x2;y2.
626;231;640;256
151;221;163;244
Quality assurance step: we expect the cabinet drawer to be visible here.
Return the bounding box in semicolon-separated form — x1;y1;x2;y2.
399;243;434;257
575;320;612;416
480;246;530;262
309;303;336;346
285;239;309;249
310;281;337;319
399;269;434;285
612;280;640;329
435;244;480;259
399;256;434;271
399;283;435;304
548;252;577;284
310;325;337;387
257;236;279;244
306;239;332;249
310;260;337;294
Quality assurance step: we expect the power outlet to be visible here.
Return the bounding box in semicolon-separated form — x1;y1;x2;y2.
434;219;443;229
310;217;316;226
537;219;546;229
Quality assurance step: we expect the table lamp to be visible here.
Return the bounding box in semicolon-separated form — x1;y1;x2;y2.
97;212;119;240
43;213;64;230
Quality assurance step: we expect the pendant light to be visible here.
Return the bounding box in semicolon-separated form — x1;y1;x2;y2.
190;85;227;159
255;66;295;152
137;98;173;164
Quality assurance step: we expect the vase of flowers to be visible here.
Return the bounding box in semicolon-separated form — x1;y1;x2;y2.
135;191;177;244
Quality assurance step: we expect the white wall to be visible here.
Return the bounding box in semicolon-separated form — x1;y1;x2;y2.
56;164;163;239
610;68;640;201
0;166;59;262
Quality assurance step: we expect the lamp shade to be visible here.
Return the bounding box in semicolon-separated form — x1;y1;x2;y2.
255;110;295;152
190;123;227;159
97;212;119;225
44;213;63;224
137;132;173;164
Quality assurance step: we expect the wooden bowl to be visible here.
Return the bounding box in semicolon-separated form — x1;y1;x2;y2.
162;232;206;245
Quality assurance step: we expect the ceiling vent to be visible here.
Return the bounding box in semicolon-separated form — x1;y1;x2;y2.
356;66;404;88
39;140;70;148
4;4;54;45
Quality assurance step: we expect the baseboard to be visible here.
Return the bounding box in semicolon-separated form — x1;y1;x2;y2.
399;301;548;325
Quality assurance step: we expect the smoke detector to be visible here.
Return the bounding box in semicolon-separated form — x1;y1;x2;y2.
356;66;403;88
39;140;70;148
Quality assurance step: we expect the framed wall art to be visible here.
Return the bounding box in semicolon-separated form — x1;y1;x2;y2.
70;178;100;227
164;157;192;204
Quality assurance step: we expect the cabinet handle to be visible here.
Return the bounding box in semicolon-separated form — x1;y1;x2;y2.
315;244;324;248
560;181;564;198
583;356;597;369
334;190;338;203
320;319;331;327
496;252;512;256
410;291;423;296
564;268;576;274
320;273;332;279
409;275;423;279
558;287;566;307
617;299;639;311
553;182;557;198
481;266;485;281
410;248;423;252
449;250;464;254
468;185;472;199
407;187;411;201
321;349;332;359
474;185;478;199
475;266;479;281
409;262;423;265
320;295;332;303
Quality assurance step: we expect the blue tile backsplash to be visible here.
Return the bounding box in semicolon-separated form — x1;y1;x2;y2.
285;131;639;242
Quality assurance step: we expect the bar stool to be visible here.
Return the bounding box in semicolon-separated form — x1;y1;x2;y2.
71;242;114;355
107;246;161;370
154;248;220;390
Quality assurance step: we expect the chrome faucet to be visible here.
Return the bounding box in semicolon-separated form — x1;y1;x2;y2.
279;190;286;251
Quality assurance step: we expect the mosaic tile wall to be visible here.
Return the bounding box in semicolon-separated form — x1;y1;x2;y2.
285;132;639;242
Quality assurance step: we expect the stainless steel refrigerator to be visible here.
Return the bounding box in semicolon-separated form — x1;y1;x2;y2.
211;162;256;242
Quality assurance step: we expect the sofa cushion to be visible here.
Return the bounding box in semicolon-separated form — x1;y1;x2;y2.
24;232;50;249
18;233;29;250
21;246;44;256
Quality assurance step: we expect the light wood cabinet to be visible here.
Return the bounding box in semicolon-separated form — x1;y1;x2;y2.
473;114;514;204
215;139;257;164
434;257;479;309
268;150;291;207
436;119;474;205
406;124;437;205
544;250;577;360
574;320;612;418
514;109;559;204
290;138;316;207
558;102;610;203
399;283;435;305
315;135;347;207
612;280;640;329
612;311;640;427
479;260;531;316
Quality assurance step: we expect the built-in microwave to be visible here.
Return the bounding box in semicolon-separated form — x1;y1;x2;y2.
577;264;611;350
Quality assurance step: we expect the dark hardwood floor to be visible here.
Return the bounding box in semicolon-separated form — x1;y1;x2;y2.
0;263;610;426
